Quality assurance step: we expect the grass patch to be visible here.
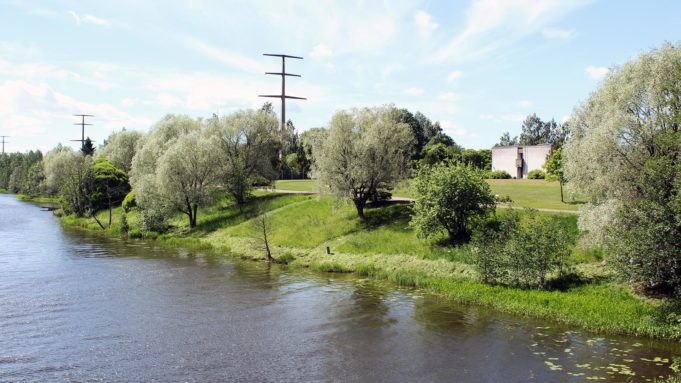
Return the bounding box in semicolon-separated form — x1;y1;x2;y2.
15;194;60;203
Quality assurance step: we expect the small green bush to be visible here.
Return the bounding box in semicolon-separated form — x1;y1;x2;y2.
527;169;545;179
495;195;513;203
128;229;143;239
472;211;572;289
144;231;160;240
277;253;296;264
122;191;136;212
487;170;512;179
119;213;129;234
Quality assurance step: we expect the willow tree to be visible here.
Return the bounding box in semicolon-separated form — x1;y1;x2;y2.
98;129;145;173
155;131;220;228
207;110;279;207
314;105;413;218
130;115;217;229
564;42;681;293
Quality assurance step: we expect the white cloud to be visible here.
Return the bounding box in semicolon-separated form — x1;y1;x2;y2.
0;80;152;140
414;10;438;37
541;27;574;39
447;70;463;83
68;11;110;26
440;120;477;138
180;36;267;73
403;87;425;96
437;0;590;62
121;98;139;107
438;92;461;102
585;65;609;80
310;43;333;58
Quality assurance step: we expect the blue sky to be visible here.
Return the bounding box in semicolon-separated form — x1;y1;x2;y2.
1;0;680;153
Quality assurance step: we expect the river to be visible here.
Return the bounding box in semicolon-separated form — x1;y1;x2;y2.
0;193;679;382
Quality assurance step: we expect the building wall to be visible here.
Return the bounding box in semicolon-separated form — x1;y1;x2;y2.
491;145;552;178
491;146;520;178
522;145;552;178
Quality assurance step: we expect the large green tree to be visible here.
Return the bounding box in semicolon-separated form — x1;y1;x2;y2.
564;42;681;294
314;105;413;218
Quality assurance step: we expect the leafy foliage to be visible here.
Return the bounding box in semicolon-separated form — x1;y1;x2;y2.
411;162;495;242
563;42;681;294
472;211;572;288
314;105;414;218
487;170;512;179
527;169;545;179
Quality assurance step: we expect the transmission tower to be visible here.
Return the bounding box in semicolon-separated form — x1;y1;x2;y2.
258;54;307;133
71;114;95;149
0;135;8;154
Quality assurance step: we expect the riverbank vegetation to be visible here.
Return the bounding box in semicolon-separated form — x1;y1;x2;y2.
6;42;681;343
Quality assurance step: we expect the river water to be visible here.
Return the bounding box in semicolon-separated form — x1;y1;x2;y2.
0;194;679;382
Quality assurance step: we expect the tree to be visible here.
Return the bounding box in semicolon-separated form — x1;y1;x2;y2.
251;204;274;261
98;129;144;172
410;162;495;242
81;137;95;156
462;149;491;170
43;146;77;196
563;42;681;294
300;128;328;178
314;106;413;218
543;148;565;202
130;114;205;229
60;154;97;217
497;132;518;146
208;109;280;207
93;157;130;227
155;130;219;228
518;113;550;145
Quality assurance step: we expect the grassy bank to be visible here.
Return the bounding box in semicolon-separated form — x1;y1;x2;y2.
58;192;681;340
16;194;60;204
274;179;581;210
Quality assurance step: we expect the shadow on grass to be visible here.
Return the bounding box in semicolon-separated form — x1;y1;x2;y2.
191;194;299;236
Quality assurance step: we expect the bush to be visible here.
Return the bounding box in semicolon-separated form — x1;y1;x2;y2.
472;211;572;289
143;231;160;240
495;195;513;203
122;190;136;212
411;163;496;243
527;169;545;179
119;213;129;234
128;229;143;239
487;170;511;179
140;206;170;233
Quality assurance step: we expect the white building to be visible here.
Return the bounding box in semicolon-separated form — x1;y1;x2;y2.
491;144;552;179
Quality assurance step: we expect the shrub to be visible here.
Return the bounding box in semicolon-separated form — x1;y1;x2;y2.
122;190;136;212
527;169;545;179
144;231;160;240
487;170;511;179
472;211;572;289
119;213;129;234
140;206;170;233
495;195;513;203
128;229;143;239
411;162;496;243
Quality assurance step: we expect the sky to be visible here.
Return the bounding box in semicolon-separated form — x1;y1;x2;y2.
1;0;681;153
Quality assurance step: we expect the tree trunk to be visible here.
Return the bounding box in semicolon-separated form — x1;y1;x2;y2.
262;223;272;261
559;180;564;203
192;204;198;228
353;198;366;219
108;194;113;228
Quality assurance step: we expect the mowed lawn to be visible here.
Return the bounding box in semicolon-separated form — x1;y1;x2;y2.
275;178;581;211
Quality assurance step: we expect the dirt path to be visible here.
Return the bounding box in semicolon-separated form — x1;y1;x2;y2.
260;188;579;214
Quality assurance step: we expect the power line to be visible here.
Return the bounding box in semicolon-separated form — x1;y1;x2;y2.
70;114;95;149
258;53;306;143
0;135;8;154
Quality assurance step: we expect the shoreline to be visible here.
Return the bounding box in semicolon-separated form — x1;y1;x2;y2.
51;194;681;342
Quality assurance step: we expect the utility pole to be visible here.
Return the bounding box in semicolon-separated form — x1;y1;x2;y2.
258;53;306;147
0;135;8;154
70;114;94;149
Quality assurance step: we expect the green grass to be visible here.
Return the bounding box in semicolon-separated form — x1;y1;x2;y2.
57;190;681;341
15;194;60;203
275;178;582;211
